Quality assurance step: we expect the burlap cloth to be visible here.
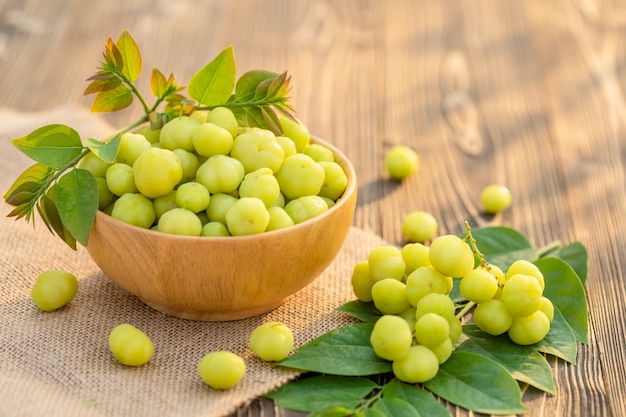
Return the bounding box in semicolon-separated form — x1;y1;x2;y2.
0;107;386;417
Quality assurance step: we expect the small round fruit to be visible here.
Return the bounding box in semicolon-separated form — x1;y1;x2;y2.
284;195;328;224
401;211;438;243
318;161;348;201
370;315;413;361
384;145;419;180
460;268;498;303
192;122;234;157
480;184;512;214
159;116;201;151
198;351;246;389
201;221;231;237
230;128;285;173
405;266;450;306
539;296;555;322
105;163;137;196
225;197;270;236
205;107;239;137
96;177;114;209
414;313;450;348
116;132;151;165
111;193;156;228
431;338;453;364
501;274;543;318
303;143;334;162
31;270;79;312
206;193;239;224
351;260;375;302
108;323;154;366
239;168;281;207
508;311;551;345
266;206;295;231
371;278;411;315
473;299;513;336
506;259;545;290
196;154;245;194
392;345;439;383
414;293;456;320
175;181;211;213
249;322;294;362
429;234;475;278
401;242;431;274
158;208;203;236
172;148;199;185
367;245;406;282
133;147;183;198
275;154;325;200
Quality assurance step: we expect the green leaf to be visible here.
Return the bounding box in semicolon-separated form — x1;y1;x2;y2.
55;169;98;247
370;397;420;417
546;242;588;285
264;375;377;412
86;133;121;164
536;257;588;343
424;352;528;415
90;84;133;112
3;163;53;200
12;125;83;169
246;106;265;128
470;226;537;271
39;190;77;250
458;325;555;394
381;380;452;417
337;301;382;323
532;307;578;364
278;323;392;376
234;69;277;101
116;29;142;81
188;46;236;106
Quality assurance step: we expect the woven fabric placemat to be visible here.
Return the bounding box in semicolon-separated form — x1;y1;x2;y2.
0;107;385;417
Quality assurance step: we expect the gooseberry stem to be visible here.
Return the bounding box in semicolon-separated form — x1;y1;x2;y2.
456;301;476;320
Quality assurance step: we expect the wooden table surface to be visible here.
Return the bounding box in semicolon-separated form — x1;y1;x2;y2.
1;1;625;416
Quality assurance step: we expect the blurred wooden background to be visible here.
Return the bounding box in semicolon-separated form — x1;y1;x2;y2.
1;0;625;416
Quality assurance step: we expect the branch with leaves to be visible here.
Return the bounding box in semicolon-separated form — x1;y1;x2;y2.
3;30;296;249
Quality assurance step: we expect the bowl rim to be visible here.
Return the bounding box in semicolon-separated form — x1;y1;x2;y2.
91;135;357;243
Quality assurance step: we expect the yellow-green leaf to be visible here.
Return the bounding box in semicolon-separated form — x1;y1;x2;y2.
188;46;236;106
116;29;142;81
90;84;133;112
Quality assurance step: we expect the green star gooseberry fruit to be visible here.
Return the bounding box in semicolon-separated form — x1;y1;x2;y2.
31;270;79;312
108;323;155;366
249;321;294;362
384;145;419;180
198;351;246;389
480;184;512;214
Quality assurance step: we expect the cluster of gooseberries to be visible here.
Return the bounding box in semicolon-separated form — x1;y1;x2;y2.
351;234;471;383
351;221;554;383
80;109;348;237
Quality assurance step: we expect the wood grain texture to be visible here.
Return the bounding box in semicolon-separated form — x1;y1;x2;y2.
1;0;625;416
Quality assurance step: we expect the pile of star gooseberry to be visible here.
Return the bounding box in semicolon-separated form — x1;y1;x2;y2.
29;142;516;389
82;109;349;237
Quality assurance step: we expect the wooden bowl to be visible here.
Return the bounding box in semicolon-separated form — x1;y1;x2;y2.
86;138;357;321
